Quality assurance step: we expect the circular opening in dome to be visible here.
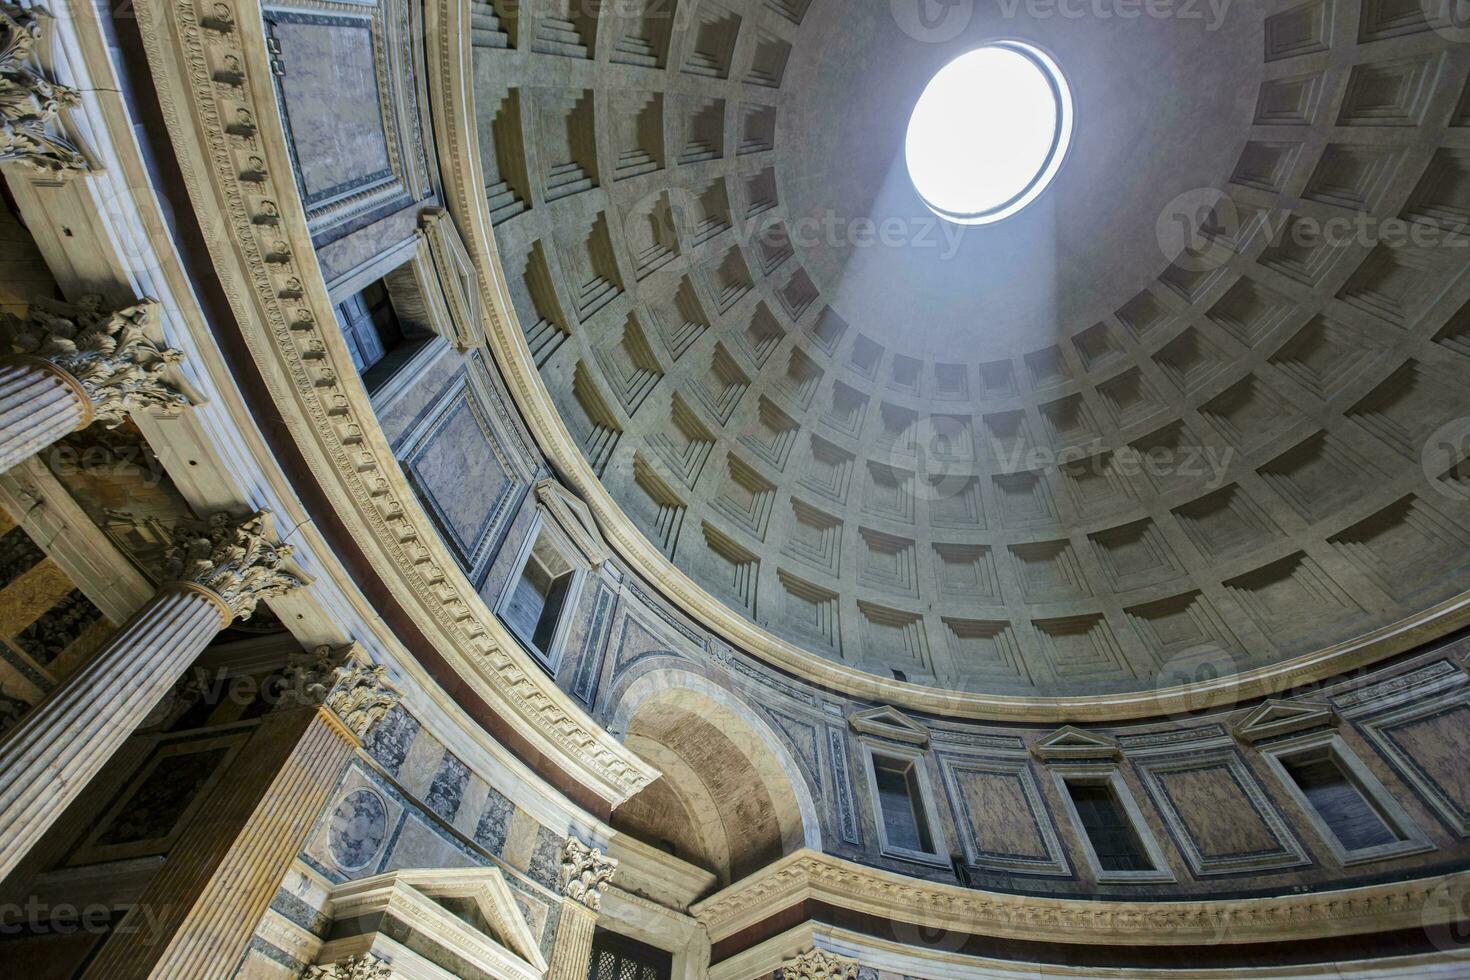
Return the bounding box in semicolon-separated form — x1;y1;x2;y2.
905;42;1073;226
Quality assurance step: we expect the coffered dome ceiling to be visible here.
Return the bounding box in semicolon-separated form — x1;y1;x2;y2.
476;0;1470;698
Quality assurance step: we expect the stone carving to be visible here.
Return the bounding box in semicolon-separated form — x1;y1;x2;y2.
559;837;616;911
327;788;388;872
0;2;87;174
286;645;401;739
161;510;304;620
0;296;188;426
780;948;860;980
302;954;394;979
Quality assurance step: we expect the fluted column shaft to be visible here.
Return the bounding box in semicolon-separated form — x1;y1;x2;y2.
546;901;599;980
0;355;91;472
0;582;228;883
82;706;357;980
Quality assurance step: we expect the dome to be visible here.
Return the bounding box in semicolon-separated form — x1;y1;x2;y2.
487;0;1470;701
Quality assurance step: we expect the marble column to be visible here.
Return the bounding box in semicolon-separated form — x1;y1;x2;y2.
0;511;301;883
0;296;188;473
82;647;398;979
546;838;618;980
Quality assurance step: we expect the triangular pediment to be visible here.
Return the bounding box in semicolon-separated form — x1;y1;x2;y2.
536;479;610;566
1031;725;1120;760
848;705;929;746
419;207;485;351
326;867;547;976
1231;699;1336;744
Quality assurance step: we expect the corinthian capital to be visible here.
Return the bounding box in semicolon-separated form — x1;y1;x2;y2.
301;954;393;979
285;644;401;740
163;510;304;620
0;296;189;426
559;837;616;911
780;948;860;980
0;3;88;175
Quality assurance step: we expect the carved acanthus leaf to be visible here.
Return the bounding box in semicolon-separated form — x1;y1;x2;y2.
161;509;304;620
0;295;189;425
0;2;87;174
301;954;394;980
780;948;860;980
560;837;616;911
285;644;401;739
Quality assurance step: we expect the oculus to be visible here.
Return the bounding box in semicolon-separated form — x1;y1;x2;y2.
905;41;1073;225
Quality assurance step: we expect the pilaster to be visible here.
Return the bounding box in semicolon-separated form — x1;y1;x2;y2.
546;837;617;980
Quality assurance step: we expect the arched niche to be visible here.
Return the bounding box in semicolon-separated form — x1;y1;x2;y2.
608;668;822;884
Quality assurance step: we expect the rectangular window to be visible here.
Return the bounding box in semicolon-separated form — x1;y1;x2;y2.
502;531;577;665
336;281;400;374
872;754;934;855
1258;732;1429;867
334;279;433;393
1281;752;1399;853
589;929;672;980
1065;780;1153;873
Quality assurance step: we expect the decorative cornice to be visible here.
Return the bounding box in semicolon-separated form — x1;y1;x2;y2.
0;296;189;427
301;954;393;980
0;2;87;175
560;837;616;912
779;947;859;980
692;849;1470;948
134;0;653;803
285;644;402;741
161;510;304;621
